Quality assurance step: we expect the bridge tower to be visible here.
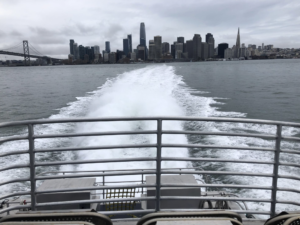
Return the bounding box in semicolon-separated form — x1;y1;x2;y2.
23;40;31;66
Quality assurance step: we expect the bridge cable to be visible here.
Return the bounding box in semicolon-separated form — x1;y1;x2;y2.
1;42;23;52
28;43;44;56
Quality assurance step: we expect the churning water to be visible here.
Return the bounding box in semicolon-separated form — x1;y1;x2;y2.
1;60;300;214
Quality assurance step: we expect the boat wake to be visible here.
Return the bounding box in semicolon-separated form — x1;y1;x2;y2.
1;65;300;214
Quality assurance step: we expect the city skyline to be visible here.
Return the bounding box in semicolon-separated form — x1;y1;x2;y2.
66;25;297;65
0;0;300;60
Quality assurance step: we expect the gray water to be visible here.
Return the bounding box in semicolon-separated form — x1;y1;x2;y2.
1;60;299;123
0;60;300;214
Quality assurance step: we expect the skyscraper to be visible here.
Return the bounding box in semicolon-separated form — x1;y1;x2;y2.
186;40;193;59
128;35;132;53
175;43;183;59
79;45;85;60
149;42;155;60
201;42;208;60
224;48;233;59
218;43;229;58
90;47;95;61
193;34;202;60
177;37;184;44
235;28;240;58
140;23;147;59
171;44;175;59
137;46;145;60
154;36;162;60
161;42;170;54
84;46;90;62
69;39;74;55
177;37;185;53
205;33;213;43
123;39;129;56
206;33;215;58
140;23;146;46
94;46;100;54
116;50;124;62
73;43;79;60
105;41;111;53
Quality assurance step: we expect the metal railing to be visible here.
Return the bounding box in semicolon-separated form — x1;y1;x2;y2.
0;117;300;218
38;167;203;197
38;168;250;211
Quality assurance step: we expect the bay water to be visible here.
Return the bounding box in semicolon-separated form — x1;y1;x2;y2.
0;59;300;214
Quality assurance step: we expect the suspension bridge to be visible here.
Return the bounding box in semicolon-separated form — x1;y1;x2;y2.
0;40;62;66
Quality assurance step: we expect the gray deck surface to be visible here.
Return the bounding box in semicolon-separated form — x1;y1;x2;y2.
113;219;266;225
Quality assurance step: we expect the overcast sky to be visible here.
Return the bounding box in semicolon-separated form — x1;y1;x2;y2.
0;0;300;59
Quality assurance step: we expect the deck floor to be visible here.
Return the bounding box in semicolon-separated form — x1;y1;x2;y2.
113;219;266;225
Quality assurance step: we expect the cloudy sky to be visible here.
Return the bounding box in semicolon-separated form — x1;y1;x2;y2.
0;0;299;59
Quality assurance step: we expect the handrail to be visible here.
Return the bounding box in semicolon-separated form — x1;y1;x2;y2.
0;116;300;218
1;116;300;127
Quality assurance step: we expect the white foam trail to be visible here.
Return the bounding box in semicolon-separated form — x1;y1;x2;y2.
68;65;191;185
174;82;300;214
1;64;299;214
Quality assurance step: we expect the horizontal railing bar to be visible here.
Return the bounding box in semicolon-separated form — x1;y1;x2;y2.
0;135;28;144
281;149;300;155
161;170;274;177
162;143;275;152
0;150;29;158
99;209;155;216
33;184;274;195
160;196;272;203
36;196;156;207
279;161;300;168
36;184;156;194
160;183;273;190
38;167;195;175
163;130;276;139
35;170;156;180
282;136;300;142
0;163;30;172
277;187;300;194
0;205;31;214
2;116;300;127
162;117;300;127
95;180;147;184
35;157;156;167
35;143;157;153
278;174;300;181
34;130;157;139
276;200;300;206
162;157;274;165
159;208;272;215
0;117;158;127
0;191;31;201
0;177;30;186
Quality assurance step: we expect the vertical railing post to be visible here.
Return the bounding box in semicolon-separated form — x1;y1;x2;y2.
155;119;162;212
271;124;282;217
142;170;144;194
102;172;105;200
28;124;36;211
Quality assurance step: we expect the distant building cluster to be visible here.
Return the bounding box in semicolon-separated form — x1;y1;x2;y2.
221;28;300;60
0;58;62;67
65;23;300;65
67;22;215;64
68;39;102;64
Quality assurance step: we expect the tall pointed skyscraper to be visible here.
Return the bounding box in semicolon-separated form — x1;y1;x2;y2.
140;23;146;47
139;22;147;59
235;28;240;58
128;34;132;53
